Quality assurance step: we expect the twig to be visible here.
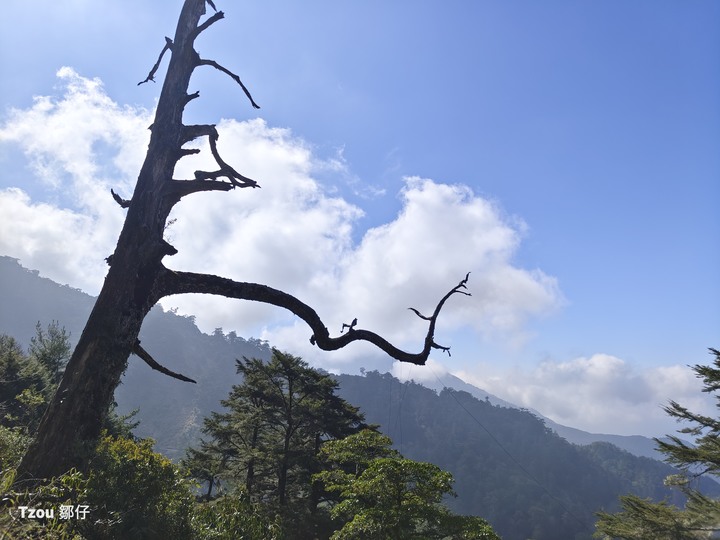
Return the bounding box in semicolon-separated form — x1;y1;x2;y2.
110;189;131;209
138;37;173;85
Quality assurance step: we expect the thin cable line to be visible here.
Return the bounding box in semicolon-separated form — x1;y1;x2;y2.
427;365;594;532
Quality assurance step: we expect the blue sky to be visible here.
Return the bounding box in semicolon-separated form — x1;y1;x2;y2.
0;0;718;437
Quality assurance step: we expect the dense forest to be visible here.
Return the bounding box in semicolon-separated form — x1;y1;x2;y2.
334;371;710;539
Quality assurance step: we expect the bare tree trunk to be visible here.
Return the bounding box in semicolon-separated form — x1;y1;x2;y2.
17;0;469;483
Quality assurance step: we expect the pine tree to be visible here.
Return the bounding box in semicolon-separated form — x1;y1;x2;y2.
185;349;367;537
595;348;720;539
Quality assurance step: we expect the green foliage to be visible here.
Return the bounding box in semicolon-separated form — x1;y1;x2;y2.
29;320;71;384
185;349;367;537
595;348;720;539
595;494;701;540
0;467;88;539
0;333;53;431
0;424;32;472
191;494;285;540
1;435;196;540
81;433;195;539
315;430;500;540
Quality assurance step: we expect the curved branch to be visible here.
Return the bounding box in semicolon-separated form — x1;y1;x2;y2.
156;269;471;366
133;340;196;383
197;58;260;109
110;189;131;209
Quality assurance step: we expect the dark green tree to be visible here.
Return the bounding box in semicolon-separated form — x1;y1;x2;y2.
185;349;367;537
0;324;71;433
29;321;71;385
595;348;720;539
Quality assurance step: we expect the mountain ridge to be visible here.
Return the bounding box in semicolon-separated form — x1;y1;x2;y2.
0;254;669;459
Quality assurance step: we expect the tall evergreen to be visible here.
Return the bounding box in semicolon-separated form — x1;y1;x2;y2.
185;349;367;537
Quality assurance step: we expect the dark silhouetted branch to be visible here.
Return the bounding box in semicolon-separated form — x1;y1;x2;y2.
177;148;201;159
138;37;173;85
206;0;217;12
133;340;196;383
341;318;358;333
156;270;471;366
164;178;235;204
202;130;259;187
183;91;201;106
177;124;259;188
198;58;260;109
181;124;216;144
408;307;431;321
110;189;131;208
191;10;224;41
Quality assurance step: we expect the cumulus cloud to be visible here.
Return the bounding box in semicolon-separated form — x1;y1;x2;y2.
454;354;715;437
0;69;563;374
0;67;152;292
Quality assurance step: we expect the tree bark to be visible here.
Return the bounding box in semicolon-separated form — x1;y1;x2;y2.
17;0;469;483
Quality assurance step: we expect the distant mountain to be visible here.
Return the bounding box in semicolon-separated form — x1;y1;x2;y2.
0;255;272;456
332;371;719;540
0;255;687;460
419;371;668;461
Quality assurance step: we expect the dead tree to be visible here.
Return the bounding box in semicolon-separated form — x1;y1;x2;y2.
17;0;470;482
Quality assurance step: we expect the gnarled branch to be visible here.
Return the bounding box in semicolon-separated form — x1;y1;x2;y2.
138;37;173;85
199;130;259;187
133;340;196;383
156;269;471;365
197;58;260;109
177;123;259;188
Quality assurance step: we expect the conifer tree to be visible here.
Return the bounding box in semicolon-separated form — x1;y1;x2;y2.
595;348;720;539
185;349;366;536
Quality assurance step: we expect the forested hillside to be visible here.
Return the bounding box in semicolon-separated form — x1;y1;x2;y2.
0;256;272;456
334;371;718;540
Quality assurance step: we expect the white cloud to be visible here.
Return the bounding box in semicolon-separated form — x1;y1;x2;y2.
0;67;152;292
455;354;715;437
0;69;563;375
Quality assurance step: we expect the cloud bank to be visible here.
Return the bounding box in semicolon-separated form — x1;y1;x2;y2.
0;69;561;373
453;354;713;437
